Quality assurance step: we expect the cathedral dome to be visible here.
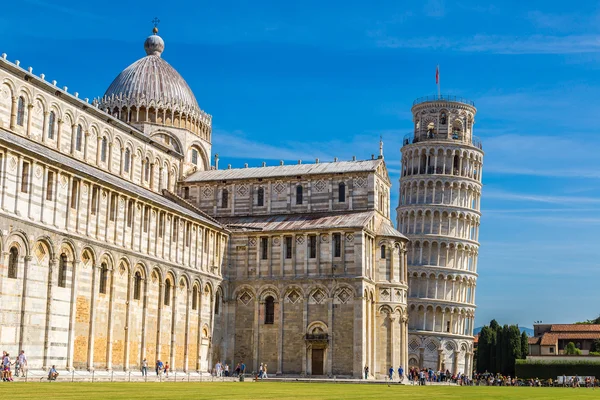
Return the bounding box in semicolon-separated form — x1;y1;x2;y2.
99;28;211;134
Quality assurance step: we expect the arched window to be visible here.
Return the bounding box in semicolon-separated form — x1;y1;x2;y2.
440;112;447;125
123;148;131;173
8;247;18;279
47;111;56;139
264;296;275;324
75;125;83;151
191;148;199;165
296;185;303;205
192;286;198;310
127;199;134;227
222;188;228;208
215;291;221;315
21;161;30;193
16;96;25;126
99;263;108;294
58;253;68;288
339;182;346;203
133;271;142;300
164;280;171;306
144;157;150;182
100;137;107;162
381;245;386;259
257;187;264;206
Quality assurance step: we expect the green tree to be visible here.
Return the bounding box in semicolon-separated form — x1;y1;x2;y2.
592;339;600;353
521;331;529;359
565;342;582;355
506;325;522;376
477;326;492;372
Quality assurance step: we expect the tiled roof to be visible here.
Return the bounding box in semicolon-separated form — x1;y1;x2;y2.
0;128;223;229
377;223;408;240
185;159;383;182
220;211;375;232
540;332;600;346
528;337;540;345
550;324;600;332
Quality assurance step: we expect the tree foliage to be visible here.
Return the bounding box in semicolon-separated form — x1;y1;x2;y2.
476;320;528;375
565;342;582;355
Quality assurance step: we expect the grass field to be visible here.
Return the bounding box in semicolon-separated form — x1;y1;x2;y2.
0;382;598;399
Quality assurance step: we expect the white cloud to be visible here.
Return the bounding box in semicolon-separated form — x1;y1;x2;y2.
484;190;600;205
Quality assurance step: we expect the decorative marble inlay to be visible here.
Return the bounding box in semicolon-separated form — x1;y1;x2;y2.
9;156;17;171
445;342;455;352
274;181;286;194
248;237;257;247
336;288;351;304
272;237;280;246
345;233;354;242
314;180;326;192
287;289;301;304
237;184;248;197
320;234;328;243
380;288;390;301
311;289;326;304
427;342;437;352
409;340;420;351
296;236;305;245
35;166;42;178
239;291;253;305
202;186;213;199
354;176;366;188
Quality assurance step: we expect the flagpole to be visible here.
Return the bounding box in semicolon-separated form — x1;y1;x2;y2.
437;65;441;99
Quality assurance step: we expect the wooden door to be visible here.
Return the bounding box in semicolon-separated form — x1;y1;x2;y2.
312;349;324;375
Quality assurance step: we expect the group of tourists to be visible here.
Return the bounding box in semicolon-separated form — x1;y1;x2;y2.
474;372;599;388
2;351;28;381
406;367;470;385
153;360;170;377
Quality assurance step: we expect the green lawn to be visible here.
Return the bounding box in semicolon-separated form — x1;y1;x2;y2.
0;382;598;399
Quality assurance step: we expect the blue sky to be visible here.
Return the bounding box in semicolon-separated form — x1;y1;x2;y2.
2;0;600;328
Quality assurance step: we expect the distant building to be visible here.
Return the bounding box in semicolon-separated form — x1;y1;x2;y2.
529;324;600;356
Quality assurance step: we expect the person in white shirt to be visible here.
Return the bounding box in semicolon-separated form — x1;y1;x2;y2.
16;351;26;377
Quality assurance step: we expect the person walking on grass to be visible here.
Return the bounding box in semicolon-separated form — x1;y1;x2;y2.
398;365;404;382
164;362;169;378
364;365;369;379
389;366;394;381
141;359;148;376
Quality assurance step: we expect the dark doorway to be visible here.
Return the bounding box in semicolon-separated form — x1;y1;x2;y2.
312;349;324;375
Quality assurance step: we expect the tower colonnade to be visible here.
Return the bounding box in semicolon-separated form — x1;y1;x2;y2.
397;96;483;376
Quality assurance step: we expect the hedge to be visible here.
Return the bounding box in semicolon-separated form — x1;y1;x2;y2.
515;359;600;379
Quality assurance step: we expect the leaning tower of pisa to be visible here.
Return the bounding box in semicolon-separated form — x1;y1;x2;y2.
396;95;483;377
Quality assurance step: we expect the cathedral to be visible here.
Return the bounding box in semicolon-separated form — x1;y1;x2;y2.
0;27;478;378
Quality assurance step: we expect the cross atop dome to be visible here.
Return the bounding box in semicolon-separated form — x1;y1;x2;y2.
144;19;164;56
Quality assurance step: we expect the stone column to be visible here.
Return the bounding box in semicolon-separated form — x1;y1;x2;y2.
87;264;99;370
106;268;116;370
183;288;191;372
453;350;459;375
140;277;148;366
26;103;33;137
66;260;80;370
277;298;283;375
41;111;48;143
42;258;55;369
169;283;178;371
437;349;443;371
326;296;333;376
18;255;32;360
9;96;17;129
123;272;134;371
253;296;260;373
155;282;164;362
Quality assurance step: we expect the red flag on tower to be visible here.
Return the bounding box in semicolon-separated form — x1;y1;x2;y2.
436;65;439;84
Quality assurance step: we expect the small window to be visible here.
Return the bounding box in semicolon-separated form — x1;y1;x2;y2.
109;193;117;221
285;236;292;259
71;179;79;209
192;286;199;310
75;125;82;152
46;171;54;201
381;245;386;259
99;263;108;294
16;96;25;126
100;137;108;162
222;188;228;208
91;187;98;215
549;347;554;354
21;161;29;193
215;292;221;315
261;237;268;260
158;213;164;238
339;182;346;203
186;223;192;247
333;233;341;257
264;296;275;324
183;187;190;199
296;185;303;205
173;217;179;241
133;272;142;300
48;111;55;139
143;206;150;232
8;247;18;279
446;321;451;333
309;235;317;259
191;148;199;165
164;280;171;306
58;253;68;288
257;187;264;206
127;200;134;227
144;157;150;182
124;148;131;173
